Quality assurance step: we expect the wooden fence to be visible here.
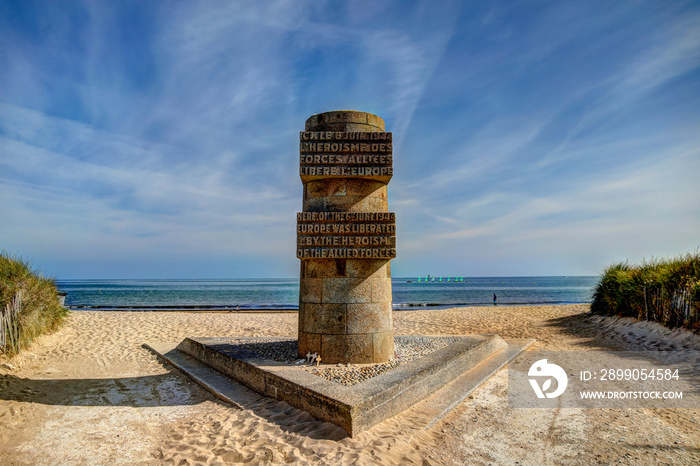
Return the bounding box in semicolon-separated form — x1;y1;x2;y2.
1;291;22;354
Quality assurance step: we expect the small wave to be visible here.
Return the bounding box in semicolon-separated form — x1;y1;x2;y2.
392;300;588;310
69;304;298;312
392;302;479;310
69;299;588;312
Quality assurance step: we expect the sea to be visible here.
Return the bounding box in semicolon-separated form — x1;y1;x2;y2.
56;276;598;311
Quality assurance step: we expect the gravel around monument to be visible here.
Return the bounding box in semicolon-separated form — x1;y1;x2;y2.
1;304;699;465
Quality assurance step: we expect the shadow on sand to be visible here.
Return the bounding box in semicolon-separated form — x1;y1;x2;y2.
0;358;348;441
0;370;207;407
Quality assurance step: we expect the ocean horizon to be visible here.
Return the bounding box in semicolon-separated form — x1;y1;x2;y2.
56;276;598;311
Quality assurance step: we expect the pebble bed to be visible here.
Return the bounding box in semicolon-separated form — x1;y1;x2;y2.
225;336;466;386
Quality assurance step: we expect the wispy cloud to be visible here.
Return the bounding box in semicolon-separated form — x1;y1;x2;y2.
1;0;698;277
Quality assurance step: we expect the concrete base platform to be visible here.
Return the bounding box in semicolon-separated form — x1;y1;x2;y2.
146;335;533;437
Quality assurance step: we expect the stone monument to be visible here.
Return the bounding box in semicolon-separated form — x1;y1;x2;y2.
297;110;396;364
149;111;534;437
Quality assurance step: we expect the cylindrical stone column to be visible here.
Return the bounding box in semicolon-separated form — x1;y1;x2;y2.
297;110;395;364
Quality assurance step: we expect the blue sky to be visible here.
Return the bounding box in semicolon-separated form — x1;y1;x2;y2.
1;0;698;279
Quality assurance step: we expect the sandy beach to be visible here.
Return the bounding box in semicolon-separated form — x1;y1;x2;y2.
1;304;699;465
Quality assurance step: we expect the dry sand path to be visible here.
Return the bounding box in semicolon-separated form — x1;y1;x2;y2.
1;305;698;465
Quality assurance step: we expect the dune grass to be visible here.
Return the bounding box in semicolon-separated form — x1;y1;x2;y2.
591;251;700;332
1;252;69;356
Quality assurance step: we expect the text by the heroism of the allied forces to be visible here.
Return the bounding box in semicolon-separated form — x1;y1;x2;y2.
296;212;396;259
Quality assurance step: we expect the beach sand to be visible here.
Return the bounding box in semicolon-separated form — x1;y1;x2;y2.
1;304;698;465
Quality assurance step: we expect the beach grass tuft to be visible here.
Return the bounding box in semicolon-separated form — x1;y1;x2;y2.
1;252;69;356
591;251;700;332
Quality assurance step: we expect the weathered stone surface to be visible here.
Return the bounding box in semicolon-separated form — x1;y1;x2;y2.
322;278;372;304
302;196;325;212
304;181;387;208
304;110;385;132
322;195;383;212
321;333;374;363
346;303;393;334
302;259;338;278
365;196;389;212
302;195;389;212
298;110;395;364
298;331;321;355
345;179;386;198
373;331;395;361
306;179;348;198
301;303;346;334
345;259;389;278
370;277;393;302
300;278;323;303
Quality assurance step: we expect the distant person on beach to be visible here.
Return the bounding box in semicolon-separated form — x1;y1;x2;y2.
493;294;497;305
